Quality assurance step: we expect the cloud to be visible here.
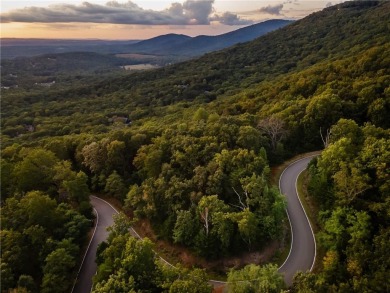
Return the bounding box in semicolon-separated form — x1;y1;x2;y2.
212;12;253;26
0;0;223;25
183;0;214;24
259;4;284;15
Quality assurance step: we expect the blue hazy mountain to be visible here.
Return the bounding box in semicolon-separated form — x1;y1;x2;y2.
122;19;293;56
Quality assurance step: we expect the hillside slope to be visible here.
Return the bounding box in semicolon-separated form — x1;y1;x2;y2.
123;19;292;56
1;2;389;292
2;1;389;142
88;1;390;105
122;33;192;54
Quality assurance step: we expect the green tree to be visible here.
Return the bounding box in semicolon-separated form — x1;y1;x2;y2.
93;236;159;292
53;161;90;203
0;230;26;288
235;209;259;249
81;141;107;174
41;248;76;293
104;171;127;201
291;272;317;293
237;125;263;151
17;275;36;293
332;162;371;205
106;140;126;173
173;210;199;246
193;107;209;122
168;268;212;293
12;148;58;193
304;92;343;127
17;191;59;233
1;158;13;200
134;147;164;178
227;264;285;293
197;195;229;236
330;119;363;145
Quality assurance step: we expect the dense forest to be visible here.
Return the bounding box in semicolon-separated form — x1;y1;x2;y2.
292;120;389;292
1;1;389;292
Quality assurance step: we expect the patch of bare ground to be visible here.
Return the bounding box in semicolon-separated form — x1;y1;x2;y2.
95;194;285;275
96;150;320;278
132;218;281;277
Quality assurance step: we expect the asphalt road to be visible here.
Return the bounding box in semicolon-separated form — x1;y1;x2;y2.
73;155;316;291
72;196;118;293
278;155;317;286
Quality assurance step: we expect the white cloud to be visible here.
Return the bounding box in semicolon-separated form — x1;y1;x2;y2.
259;4;284;15
0;0;251;26
212;12;253;25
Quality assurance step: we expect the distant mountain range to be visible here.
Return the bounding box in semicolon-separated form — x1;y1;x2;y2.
123;19;293;56
0;39;139;59
1;19;292;59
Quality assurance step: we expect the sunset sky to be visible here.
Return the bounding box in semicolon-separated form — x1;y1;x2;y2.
1;1;343;40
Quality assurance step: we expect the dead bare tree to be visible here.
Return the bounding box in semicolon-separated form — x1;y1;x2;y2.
257;116;288;150
231;187;249;211
199;207;209;235
320;127;331;148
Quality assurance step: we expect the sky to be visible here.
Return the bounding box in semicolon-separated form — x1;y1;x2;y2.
1;0;344;40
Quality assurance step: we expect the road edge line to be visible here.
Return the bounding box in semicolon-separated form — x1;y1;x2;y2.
91;196;176;269
90;152;318;288
71;207;99;293
277;154;318;272
90;195;143;239
295;168;317;272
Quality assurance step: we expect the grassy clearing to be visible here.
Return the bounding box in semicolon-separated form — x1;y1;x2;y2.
122;64;161;70
116;53;158;60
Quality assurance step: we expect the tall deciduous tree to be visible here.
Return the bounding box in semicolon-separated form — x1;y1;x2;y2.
94;236;159;292
81;141;107;174
41;248;76;293
12;148;58;193
227;264;285;293
104;171;127;201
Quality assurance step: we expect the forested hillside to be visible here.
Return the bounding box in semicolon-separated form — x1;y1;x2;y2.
1;1;389;292
292;120;389;292
120;19;292;56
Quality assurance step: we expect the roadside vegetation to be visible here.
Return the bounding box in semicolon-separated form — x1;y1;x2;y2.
291;120;389;291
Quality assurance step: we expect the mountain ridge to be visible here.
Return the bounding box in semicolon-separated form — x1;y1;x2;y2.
0;20;291;59
123;19;293;56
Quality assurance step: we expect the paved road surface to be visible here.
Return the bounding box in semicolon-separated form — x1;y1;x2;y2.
278;155;317;286
74;155;316;291
72;196;117;293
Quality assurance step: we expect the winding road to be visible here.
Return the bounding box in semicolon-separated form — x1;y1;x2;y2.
278;155;317;286
72;154;316;291
72;196;118;293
